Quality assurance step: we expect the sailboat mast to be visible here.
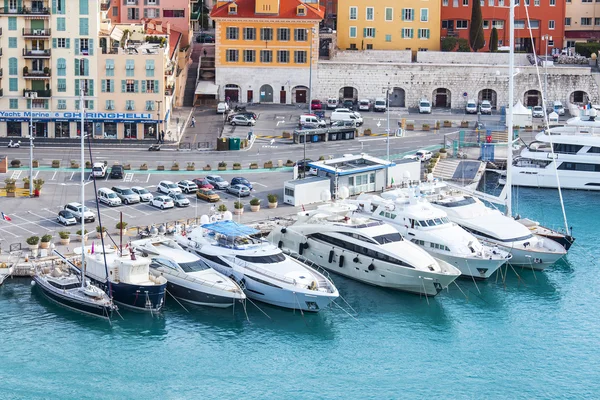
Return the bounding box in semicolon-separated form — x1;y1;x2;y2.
505;0;515;217
80;88;86;287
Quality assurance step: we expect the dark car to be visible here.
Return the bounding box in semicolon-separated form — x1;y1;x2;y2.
295;159;314;171
110;165;124;179
343;99;355;110
231;177;253;190
227;111;258;122
196;33;215;43
192;178;214;190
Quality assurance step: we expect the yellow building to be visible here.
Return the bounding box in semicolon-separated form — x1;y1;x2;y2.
210;0;323;104
565;1;600;47
336;0;440;52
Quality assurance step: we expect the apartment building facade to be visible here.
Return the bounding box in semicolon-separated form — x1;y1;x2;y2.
336;0;441;52
211;0;323;104
565;0;600;47
440;0;565;55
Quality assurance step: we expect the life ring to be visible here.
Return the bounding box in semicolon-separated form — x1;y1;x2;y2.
303;242;309;249
353;256;359;263
281;227;287;234
339;255;345;268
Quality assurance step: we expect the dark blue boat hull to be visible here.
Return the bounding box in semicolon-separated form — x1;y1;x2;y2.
166;281;234;307
33;278;113;319
90;278;166;312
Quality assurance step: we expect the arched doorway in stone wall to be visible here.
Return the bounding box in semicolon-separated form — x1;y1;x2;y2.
432;88;451;108
570;90;589;105
259;84;274;103
292;86;308;104
390;87;406;107
478;88;497;108
339;86;358;101
524;89;542;107
224;84;240;102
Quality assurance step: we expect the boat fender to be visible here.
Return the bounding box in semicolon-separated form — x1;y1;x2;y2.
368;263;375;271
299;243;304;255
303;242;309;249
339;255;345;268
353;256;359;263
278;240;283;249
281;227;287;234
328;250;334;263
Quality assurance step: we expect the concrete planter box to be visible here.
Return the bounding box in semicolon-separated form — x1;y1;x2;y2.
422;126;430;131
157;165;165;171
249;164;258;169
140;165;148;170
186;166;195;171
233;165;241;170
439;152;447;159
285;162;294;167
124;164;131;170
406;124;414;131
32;160;39;168
203;166;212;171
171;166;180;171
218;166;226;171
264;162;273;169
52;161;60;168
268;202;278;209
443;121;452;128
460;122;469;128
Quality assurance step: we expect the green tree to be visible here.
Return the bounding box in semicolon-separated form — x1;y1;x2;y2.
469;0;485;52
458;38;471;52
441;37;458;52
489;27;499;52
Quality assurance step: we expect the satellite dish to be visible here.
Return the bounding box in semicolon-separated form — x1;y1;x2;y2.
200;215;210;225
338;186;350;200
320;190;332;202
223;211;233;221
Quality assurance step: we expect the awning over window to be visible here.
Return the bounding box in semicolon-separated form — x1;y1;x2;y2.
195;81;219;96
110;27;124;41
565;30;600;39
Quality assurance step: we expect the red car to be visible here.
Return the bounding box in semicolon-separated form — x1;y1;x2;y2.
192;178;214;190
310;99;322;110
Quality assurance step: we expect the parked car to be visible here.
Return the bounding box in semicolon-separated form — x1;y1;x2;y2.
227;111;258;122
310;99;323;110
192;178;214;190
151;195;174;209
326;98;339;109
419;99;432;114
64;202;95;222
343;99;355;110
331;120;357;128
216;102;229;114
168;192;190;207
415;149;433;162
196;188;220;202
374;98;387;112
402;155;420;161
227;184;251;197
196;32;215;43
111;186;141;205
466;100;478;114
205;175;229;189
299;114;326;128
110;164;124;179
230;177;253;190
57;210;77;226
229;115;255;126
358;99;371;111
97;188;122;207
177;180;198;194
532;105;544;118
331;108;363;126
553;101;565;116
480;100;492;115
92;162;107;178
157;180;182;195
131;186;153;202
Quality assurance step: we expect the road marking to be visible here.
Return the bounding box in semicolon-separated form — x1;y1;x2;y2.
69;172;75;181
250;182;267;188
5;215;41;235
276;120;284;126
33;170;39;179
124;173;134;182
27;211;64;227
50;171;57;181
146;174;151;183
10;170;22;180
0;227;19;238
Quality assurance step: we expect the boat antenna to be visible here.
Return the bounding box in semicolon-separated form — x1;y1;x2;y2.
505;0;515;218
79;87;86;288
85;112;113;299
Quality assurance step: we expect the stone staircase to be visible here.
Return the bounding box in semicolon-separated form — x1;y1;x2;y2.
432;158;462;181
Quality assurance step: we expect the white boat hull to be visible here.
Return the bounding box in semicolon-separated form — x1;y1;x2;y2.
511;167;600;190
497;244;565;270
434;252;506;279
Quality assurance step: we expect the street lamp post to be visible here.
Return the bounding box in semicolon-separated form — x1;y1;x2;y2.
25;91;38;196
156;100;163;140
383;84;391;186
542;35;552;109
303;27;316;179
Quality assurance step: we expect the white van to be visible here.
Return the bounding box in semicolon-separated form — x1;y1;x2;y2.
299;114;326;128
358;99;371;111
331;110;363;126
97;188;122;207
419;99;432;114
553;101;565;116
92;162;107;178
374;98;387;112
326;98;339;109
465;100;477;114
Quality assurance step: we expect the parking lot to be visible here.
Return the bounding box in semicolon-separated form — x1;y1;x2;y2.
0;169;291;242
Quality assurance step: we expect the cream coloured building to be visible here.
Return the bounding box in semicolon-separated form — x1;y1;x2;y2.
565;0;600;47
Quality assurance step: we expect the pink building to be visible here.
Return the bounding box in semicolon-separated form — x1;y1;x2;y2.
107;0;193;46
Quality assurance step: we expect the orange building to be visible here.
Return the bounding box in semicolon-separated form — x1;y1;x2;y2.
440;0;565;55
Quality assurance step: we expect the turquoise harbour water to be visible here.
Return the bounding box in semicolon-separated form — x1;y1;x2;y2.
2;183;600;399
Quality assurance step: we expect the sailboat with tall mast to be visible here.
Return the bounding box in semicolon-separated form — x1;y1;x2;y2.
32;90;117;320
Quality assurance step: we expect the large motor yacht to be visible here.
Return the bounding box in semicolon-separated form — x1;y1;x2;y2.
427;193;566;270
511;110;600;190
175;220;339;312
131;237;246;308
268;203;461;296
353;193;511;280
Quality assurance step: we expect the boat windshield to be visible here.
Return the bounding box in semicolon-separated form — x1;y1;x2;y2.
179;259;210;272
237;253;286;264
417;217;450;227
436;197;476;208
372;232;403;244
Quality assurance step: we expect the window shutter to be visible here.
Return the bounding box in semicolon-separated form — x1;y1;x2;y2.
363;28;367;37
75;39;80;55
52;0;56;13
53;38;57;48
89;100;94;110
411;29;414;38
74;59;79;76
373;29;376;38
123;0;126;4
418;29;421;39
66;38;70;49
75;100;80;111
156;0;159;4
401;9;405;21
89;39;93;55
154;80;159;92
144;8;148;17
101;79;106;92
134;80;139;93
44;101;49;110
75;79;80;96
141;80;146;93
84;59;89;76
121;80;126;92
402;29;405;38
426;29;430;39
89;80;94;96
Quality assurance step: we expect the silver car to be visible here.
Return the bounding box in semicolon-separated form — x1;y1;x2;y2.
227;184;251;197
131;186;154;202
168;192;190;207
111;186;141;205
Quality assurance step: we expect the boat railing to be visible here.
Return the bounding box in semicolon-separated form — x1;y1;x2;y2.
153;268;243;293
230;257;299;286
282;248;336;290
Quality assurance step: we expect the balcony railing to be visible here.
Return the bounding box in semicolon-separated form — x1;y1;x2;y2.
100;1;110;11
23;68;51;78
23;28;51;37
23;89;51;98
23;48;51;57
165;87;174;96
0;6;50;15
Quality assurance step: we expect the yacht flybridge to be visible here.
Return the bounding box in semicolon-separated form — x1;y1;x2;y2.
175;220;338;312
353;193;511;279
268;203;461;296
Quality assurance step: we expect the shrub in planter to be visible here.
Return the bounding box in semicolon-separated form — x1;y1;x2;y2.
70;160;80;169
52;160;60;168
218;161;227;171
233;201;244;215
157;165;165;171
217;204;227;213
439;148;448;158
116;221;128;230
58;231;71;245
32;160;39;168
203;164;212;171
171;162;180;171
282;131;291;138
85;161;92;169
267;193;278;209
140;163;148;170
23;177;30;189
422;124;430;131
249;197;261;212
249;163;258;169
123;164;131;170
285;159;294;167
363;128;372;136
460;121;469;128
406;123;414;131
443;120;452;128
264;161;273;169
4;178;16;196
435;121;441;129
96;225;107;237
318;155;326;161
26;236;40;249
233;162;241;170
40;234;52;249
187;162;195;171
33;178;44;196
11;159;21;167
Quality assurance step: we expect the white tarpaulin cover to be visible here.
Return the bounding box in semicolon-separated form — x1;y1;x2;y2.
511;100;533;127
195;81;219;95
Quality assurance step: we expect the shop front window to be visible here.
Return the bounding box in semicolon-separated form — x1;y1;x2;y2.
124;122;137;139
76;121;94;136
34;122;48;137
144;123;157;139
7;122;22;137
104;122;117;138
55;121;70;137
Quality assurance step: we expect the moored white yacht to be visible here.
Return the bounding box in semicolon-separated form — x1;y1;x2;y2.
352;193;511;279
426;193;566;270
0;263;13;285
268;203;461;296
175;220;339;312
131;236;246;308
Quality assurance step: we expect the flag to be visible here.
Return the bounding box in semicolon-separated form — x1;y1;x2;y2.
1;212;11;222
